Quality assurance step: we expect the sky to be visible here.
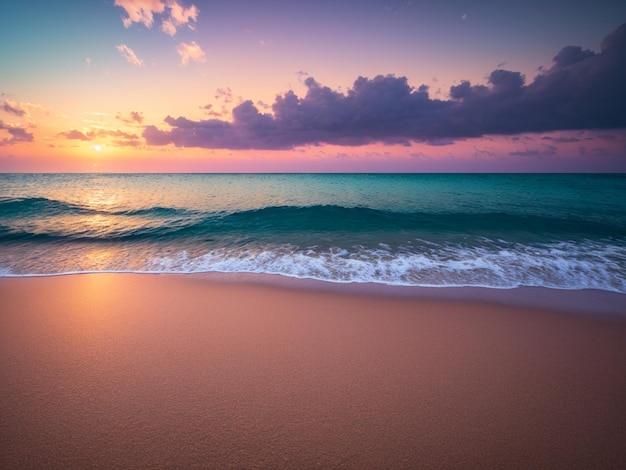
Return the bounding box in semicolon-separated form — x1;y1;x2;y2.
1;0;625;172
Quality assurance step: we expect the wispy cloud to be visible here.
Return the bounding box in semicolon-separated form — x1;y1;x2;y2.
161;19;177;36
509;145;558;158
215;87;233;103
143;23;626;150
114;0;199;36
176;41;205;65
116;44;145;67
116;111;145;124
1;100;49;119
58;127;141;146
385;0;412;16
58;129;92;141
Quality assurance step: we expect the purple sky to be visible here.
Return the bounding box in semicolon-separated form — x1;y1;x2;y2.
1;0;625;172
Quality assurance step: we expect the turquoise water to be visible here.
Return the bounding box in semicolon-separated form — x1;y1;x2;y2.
1;173;625;292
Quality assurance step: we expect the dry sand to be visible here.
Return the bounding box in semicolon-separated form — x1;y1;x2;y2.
1;274;625;469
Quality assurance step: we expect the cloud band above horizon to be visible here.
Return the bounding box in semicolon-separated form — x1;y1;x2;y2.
142;23;626;150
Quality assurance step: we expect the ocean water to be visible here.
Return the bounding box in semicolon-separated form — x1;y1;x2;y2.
0;173;625;292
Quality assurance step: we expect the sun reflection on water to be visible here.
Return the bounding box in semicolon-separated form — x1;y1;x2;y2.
83;189;119;212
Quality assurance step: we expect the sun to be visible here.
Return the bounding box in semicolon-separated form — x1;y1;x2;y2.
93;144;102;152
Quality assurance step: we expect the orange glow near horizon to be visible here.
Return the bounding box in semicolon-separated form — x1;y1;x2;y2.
3;128;624;173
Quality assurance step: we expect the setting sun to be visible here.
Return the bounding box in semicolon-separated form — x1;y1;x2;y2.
93;145;102;152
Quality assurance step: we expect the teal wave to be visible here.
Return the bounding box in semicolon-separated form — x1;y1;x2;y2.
1;201;624;243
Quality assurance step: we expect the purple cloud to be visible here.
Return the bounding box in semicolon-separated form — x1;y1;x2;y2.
2;100;27;117
448;23;626;136
116;111;145;124
143;23;626;150
0;120;34;145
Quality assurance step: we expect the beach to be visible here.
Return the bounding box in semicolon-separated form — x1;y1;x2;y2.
1;274;625;468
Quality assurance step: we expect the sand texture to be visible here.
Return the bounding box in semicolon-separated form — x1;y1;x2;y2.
1;274;626;469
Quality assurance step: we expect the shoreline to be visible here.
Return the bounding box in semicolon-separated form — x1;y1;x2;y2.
2;273;626;468
187;271;626;317
3;271;624;316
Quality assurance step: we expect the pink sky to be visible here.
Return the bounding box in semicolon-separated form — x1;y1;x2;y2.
1;0;625;172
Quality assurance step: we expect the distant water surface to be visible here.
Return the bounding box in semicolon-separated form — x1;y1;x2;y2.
0;173;625;292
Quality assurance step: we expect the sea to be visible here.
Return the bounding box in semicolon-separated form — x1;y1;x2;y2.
0;173;625;293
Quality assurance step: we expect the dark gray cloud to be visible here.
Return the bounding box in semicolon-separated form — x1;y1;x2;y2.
143;23;626;150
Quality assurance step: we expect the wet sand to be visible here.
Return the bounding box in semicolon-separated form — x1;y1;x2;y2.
1;274;626;468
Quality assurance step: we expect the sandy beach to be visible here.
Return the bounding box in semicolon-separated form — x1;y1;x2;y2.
1;274;625;469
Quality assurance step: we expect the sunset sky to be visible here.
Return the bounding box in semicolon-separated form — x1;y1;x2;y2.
1;0;625;172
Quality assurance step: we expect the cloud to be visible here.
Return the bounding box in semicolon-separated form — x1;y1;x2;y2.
176;41;205;65
2;100;27;117
199;103;225;118
143;23;626;150
116;44;145;67
161;19;177;36
58;128;140;146
58;129;91;141
1;101;49;120
162;1;199;36
114;0;165;28
215;87;233;103
541;135;582;143
447;23;626;136
115;0;198;36
385;0;413;16
116;111;144;124
1;100;48;120
143;75;446;149
0;120;34;146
